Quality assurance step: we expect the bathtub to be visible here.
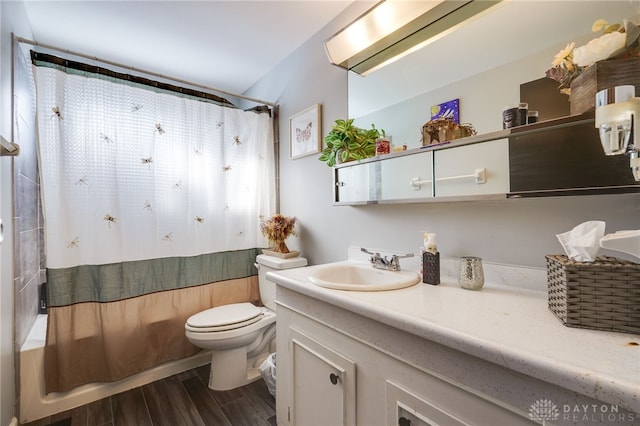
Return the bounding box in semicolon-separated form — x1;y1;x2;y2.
20;314;211;424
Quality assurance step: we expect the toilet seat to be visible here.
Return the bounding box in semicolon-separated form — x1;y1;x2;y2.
186;302;263;333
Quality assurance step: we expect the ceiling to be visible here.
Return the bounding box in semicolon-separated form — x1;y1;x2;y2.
22;1;354;101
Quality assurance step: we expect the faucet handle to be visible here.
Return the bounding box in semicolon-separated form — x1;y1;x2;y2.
361;248;413;258
389;252;414;271
392;252;414;259
361;247;382;262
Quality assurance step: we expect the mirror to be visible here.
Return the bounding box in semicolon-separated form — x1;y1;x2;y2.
348;1;640;120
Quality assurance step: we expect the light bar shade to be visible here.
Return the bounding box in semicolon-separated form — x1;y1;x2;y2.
325;0;502;75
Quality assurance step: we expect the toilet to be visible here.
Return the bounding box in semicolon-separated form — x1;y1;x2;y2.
185;254;307;391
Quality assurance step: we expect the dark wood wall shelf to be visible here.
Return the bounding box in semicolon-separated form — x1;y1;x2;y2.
508;112;640;197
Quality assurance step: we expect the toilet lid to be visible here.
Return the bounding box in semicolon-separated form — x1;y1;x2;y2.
187;302;262;329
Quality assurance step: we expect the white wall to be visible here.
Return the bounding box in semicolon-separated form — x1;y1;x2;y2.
0;2;33;424
245;3;639;269
246;2;375;265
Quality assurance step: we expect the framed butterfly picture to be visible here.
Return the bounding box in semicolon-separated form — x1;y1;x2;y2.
290;103;321;159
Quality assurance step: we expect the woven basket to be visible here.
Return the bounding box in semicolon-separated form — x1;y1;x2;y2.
546;255;640;335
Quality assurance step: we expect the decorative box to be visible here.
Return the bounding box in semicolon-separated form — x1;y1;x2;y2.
569;58;640;115
546;254;640;335
421;118;475;146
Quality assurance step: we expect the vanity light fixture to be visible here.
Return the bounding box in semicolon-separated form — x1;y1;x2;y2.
324;0;502;76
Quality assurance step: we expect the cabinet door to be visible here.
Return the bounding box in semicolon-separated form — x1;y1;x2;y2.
434;139;509;197
335;162;372;203
509;121;640;195
289;328;356;426
380;151;433;200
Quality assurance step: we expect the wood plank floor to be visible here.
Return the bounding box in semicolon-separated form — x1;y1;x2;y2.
24;365;276;426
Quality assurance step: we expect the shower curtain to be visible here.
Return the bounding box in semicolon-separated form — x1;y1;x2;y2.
31;52;276;393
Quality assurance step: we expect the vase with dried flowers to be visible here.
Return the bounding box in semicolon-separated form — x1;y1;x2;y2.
546;18;640;95
260;214;298;256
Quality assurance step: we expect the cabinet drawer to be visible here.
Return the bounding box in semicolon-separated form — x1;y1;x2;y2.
380;151;433;200
434;139;509;197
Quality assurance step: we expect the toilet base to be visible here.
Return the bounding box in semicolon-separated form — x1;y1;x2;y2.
207;347;270;391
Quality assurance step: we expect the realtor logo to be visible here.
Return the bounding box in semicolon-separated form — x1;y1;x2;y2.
529;398;636;424
529;399;560;425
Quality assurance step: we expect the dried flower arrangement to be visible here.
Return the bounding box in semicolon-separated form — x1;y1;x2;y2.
546;19;640;94
260;214;298;253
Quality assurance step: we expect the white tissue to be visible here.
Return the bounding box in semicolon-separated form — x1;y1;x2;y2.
556;221;606;262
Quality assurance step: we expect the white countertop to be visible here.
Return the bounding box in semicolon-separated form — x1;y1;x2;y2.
268;260;640;414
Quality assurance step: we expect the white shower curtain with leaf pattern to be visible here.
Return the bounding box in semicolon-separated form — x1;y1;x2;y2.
35;66;274;269
32;56;276;392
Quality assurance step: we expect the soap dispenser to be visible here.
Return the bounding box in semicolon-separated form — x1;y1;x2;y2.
422;232;440;285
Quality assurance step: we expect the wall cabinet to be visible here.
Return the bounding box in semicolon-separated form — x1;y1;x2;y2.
333;113;639;205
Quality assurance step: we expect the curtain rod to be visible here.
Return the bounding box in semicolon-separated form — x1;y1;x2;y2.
16;36;277;108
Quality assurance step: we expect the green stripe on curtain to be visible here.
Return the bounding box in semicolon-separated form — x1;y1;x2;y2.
47;248;261;306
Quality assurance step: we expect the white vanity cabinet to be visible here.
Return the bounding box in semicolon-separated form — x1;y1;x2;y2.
433;138;509;197
380;150;433;201
272;264;639;425
276;289;532;426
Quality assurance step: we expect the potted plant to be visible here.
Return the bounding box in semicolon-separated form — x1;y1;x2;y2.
319;118;383;167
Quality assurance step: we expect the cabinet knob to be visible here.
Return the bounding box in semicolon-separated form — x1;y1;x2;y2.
336;181;346;187
398;417;411;426
329;373;339;385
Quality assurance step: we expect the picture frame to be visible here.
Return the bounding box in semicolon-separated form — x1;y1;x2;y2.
431;98;460;123
290;103;321;159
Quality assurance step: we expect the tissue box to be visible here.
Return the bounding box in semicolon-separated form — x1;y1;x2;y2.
546;255;640;335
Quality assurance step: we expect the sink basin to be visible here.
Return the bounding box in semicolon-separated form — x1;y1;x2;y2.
308;263;420;291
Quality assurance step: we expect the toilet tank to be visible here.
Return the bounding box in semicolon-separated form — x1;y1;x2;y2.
256;254;307;311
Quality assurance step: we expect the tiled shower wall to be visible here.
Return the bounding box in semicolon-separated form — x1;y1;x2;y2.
13;40;42;350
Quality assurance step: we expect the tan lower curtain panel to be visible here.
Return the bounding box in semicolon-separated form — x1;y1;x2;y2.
44;276;259;394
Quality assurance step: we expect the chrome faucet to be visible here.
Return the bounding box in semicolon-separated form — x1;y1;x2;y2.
361;248;414;271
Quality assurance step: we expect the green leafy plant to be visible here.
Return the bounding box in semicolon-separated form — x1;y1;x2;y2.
319;118;383;167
